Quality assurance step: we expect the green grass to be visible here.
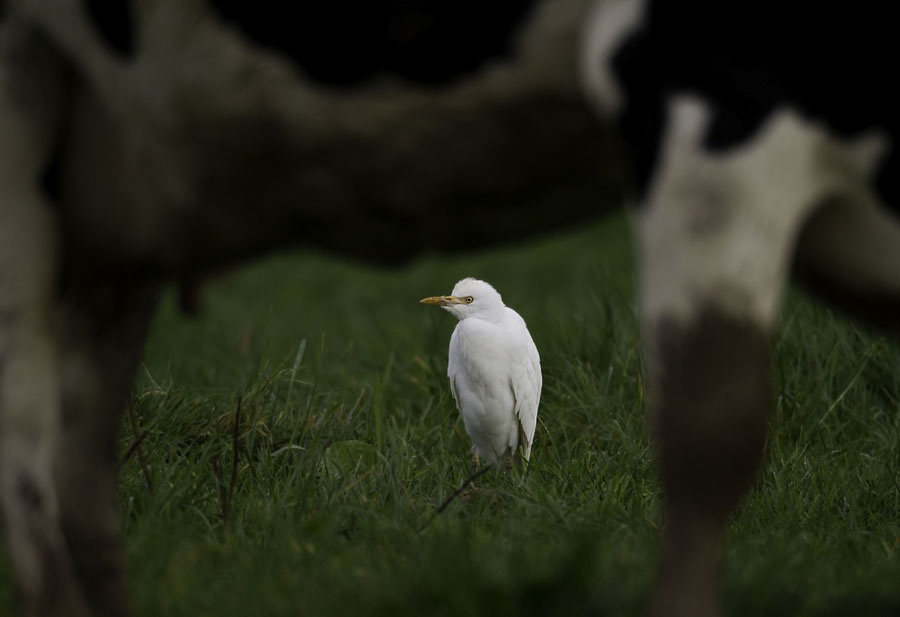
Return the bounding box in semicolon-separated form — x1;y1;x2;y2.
3;211;900;615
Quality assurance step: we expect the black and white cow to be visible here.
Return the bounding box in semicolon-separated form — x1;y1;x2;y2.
0;1;619;615
586;0;900;615
2;0;899;615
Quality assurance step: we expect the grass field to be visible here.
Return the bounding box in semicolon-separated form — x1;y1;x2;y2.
3;211;900;616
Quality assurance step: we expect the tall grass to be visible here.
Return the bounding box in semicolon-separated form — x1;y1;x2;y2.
2;211;899;615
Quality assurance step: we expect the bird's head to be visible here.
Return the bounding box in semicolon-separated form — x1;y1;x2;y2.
420;277;506;322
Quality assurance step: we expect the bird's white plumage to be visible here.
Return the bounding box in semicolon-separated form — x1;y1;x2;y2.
426;278;541;466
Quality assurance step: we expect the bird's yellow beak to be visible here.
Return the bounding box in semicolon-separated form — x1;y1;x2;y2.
420;295;465;306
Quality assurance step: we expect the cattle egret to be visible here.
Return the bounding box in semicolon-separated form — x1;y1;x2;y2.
421;278;541;466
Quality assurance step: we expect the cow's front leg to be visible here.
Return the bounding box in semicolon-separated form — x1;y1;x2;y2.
647;310;770;617
639;97;886;617
55;278;160;617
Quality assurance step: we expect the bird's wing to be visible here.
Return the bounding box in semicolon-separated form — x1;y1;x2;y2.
447;325;462;410
510;329;542;461
449;374;461;410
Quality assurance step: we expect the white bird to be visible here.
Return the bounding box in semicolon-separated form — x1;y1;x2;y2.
421;278;541;467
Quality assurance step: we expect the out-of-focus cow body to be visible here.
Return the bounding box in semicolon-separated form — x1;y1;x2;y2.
3;0;900;615
0;2;624;615
585;1;900;615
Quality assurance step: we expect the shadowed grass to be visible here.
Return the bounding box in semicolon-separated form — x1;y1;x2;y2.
120;211;656;616
2;211;899;615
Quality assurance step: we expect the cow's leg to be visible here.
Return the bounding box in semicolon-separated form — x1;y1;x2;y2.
646;309;770;617
639;97;886;617
793;194;900;334
54;277;160;617
0;233;88;617
0;215;90;617
0;20;93;617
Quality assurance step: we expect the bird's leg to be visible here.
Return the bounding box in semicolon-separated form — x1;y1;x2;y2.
417;465;493;532
470;449;481;474
439;466;492;513
639;97;883;617
506;449;527;484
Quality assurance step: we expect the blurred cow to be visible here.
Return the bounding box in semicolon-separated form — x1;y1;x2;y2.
0;1;623;615
585;0;900;615
4;0;899;615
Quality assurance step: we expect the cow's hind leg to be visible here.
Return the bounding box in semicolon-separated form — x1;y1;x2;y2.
639;97;887;617
794;193;900;334
0;210;91;617
0;20;94;617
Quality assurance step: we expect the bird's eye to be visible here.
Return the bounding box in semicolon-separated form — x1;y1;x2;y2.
465;296;474;304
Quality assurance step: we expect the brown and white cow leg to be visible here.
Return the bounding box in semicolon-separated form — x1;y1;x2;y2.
639;97;887;617
646;309;771;617
0;21;91;617
55;279;160;617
